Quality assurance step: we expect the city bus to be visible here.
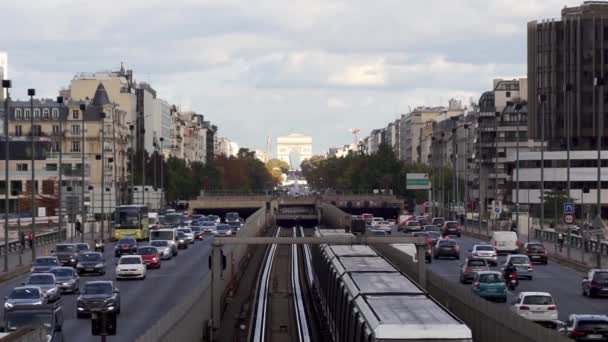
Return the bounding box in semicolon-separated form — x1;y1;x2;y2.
113;205;150;241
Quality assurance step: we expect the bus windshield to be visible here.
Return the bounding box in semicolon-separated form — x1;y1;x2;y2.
162;214;183;226
118;209;140;228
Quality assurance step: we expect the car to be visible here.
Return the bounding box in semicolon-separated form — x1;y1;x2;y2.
207;215;221;224
31;256;61;273
23;273;60;302
370;217;384;227
75;243;91;254
427;231;441;246
49;267;80;294
431;217;446;227
137;246;161;269
503;254;533;280
370;222;392;235
225;212;241;223
76;280;120;318
201;221;217;234
560;314;608;341
400;220;422;232
52;243;79;267
150;240;175;259
523;242;548;265
582;269;608;297
190;214;206;222
422;225;441;233
3;302;64;340
215;224;233;237
76;252;106;276
491;231;519;254
416;216;430;226
227;221;242;233
176;228;195;243
115;237;138;257
469;244;498;266
511;292;558;328
471;271;507;302
115;255;146;280
175;232;189;249
4;286;46;310
190;226;204;240
460;258;490;284
442;221;462;237
368;229;388;236
433;239;460;259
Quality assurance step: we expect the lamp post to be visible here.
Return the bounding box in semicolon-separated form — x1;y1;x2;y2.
79;103;86;243
440;132;445;217
159;137;164;212
464;123;469;228
100;112;106;242
538;94;547;234
2;80;11;272
28;88;36;260
594;76;604;268
56;97;64;241
12;190;21;265
494;110;500;231
514;103;523;232
129;124;134;204
477;116;483;234
452;126;458;221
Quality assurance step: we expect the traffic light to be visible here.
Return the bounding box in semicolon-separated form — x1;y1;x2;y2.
91;311;117;336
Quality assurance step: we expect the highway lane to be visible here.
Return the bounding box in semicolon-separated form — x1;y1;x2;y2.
426;234;608;322
0;237;214;341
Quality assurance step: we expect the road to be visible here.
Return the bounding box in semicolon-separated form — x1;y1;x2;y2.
424;233;607;322
0;237;214;341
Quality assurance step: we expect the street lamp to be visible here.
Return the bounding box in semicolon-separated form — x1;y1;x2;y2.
129;124;134;204
79;103;86;243
56;96;64;242
2;79;11;272
593;76;604;268
159;137;164;212
28;88;37;261
514;102;523;232
538;93;547;233
99;112;106;243
464;123;470;227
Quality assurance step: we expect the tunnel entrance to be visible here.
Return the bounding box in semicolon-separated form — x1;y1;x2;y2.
191;207;261;221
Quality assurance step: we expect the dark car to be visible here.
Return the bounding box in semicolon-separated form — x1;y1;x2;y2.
52;243;79;267
76;281;120;318
442;221;462;237
75;243;90;254
422;225;441;233
114;238;138;257
427;231;441;246
49;267;80;294
76;252;105;276
582;269;608;297
3;302;63;341
431;217;446;227
31;257;61;273
190;226;204;240
560;314;608;341
523;242;548;265
176;232;188;249
434;239;460;260
227;221;242;232
460;258;490;284
137;246;161;269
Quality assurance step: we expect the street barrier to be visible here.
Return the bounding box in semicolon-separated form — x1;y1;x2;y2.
0;229;66;257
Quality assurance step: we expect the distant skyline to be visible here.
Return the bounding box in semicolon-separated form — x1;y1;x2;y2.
0;0;580;154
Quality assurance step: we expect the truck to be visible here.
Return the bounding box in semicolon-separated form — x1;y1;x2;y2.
1;303;64;341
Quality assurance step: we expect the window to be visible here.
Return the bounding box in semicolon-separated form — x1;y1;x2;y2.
33;108;40;119
51;108;59;119
32;125;42;136
15;108;22;120
506;91;511;98
52;142;60;152
71;141;80;152
42;108;49;119
16;163;28;172
72;124;80;135
52;125;60;135
14;126;22;137
72;110;79;120
24;108;31;119
45;164;58;171
10;181;22;194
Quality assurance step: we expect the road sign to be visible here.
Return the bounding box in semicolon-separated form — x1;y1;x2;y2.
563;213;575;225
564;202;575;214
406;173;430;190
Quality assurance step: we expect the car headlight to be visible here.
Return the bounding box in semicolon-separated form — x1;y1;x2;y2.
4;302;13;308
95;263;104;268
32;301;42;305
76;263;83;268
62;282;70;286
70;257;76;262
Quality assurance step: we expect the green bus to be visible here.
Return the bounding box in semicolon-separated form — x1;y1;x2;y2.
113;205;149;241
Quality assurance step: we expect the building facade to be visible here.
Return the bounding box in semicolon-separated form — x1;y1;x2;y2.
277;134;312;170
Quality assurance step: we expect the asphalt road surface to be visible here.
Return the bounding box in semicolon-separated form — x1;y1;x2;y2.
0;237;214;341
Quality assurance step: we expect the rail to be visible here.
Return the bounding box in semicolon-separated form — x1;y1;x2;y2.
533;229;608;256
0;228;65;257
250;228;280;342
292;228;311;342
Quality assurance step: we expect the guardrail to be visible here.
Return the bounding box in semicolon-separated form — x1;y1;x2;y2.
533;229;608;256
0;229;66;257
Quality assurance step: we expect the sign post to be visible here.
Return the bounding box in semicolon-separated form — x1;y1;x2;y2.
406;173;430;190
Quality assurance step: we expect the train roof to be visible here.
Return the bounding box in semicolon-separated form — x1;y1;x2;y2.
327;245;377;257
347;273;424;295
358;295;472;339
336;256;396;273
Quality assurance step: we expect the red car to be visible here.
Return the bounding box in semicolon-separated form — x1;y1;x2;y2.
137;246;161;269
442;221;462;237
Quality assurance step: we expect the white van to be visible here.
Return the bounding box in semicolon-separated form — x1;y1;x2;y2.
491;231;519;254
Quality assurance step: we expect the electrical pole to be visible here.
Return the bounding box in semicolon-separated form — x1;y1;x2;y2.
57;97;64;243
2;80;11;272
28;89;36;260
80;103;86;243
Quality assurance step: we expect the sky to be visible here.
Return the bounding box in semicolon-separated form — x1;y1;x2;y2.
0;0;581;154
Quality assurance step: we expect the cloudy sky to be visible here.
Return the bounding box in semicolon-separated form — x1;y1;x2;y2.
1;0;580;154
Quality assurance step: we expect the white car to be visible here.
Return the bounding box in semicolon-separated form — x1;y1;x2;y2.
116;255;146;280
371;217;384;227
374;221;392;234
511;292;558;326
177;228;195;243
470;244;498;266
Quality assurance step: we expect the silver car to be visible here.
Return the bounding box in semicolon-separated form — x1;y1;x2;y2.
49;267;80;294
177;228;195;243
4;286;46;310
150;240;173;260
503;254;533;280
470;244;498;266
23;273;60;302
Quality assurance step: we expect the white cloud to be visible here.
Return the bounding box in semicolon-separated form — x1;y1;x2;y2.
327;97;348;109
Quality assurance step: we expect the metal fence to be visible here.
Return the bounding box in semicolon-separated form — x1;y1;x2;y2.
135;207;268;342
0;229;65;256
533;229;608;256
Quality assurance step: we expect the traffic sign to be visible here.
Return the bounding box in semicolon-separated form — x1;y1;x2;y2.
564;202;575;214
563;213;575;225
406;173;430;190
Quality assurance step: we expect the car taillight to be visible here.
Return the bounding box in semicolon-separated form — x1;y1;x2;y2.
570;330;586;338
473;282;480;289
547;305;556;310
493;240;497;246
516;240;520;247
519;305;530;310
591;280;600;288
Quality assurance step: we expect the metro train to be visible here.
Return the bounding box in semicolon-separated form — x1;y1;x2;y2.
307;229;473;342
